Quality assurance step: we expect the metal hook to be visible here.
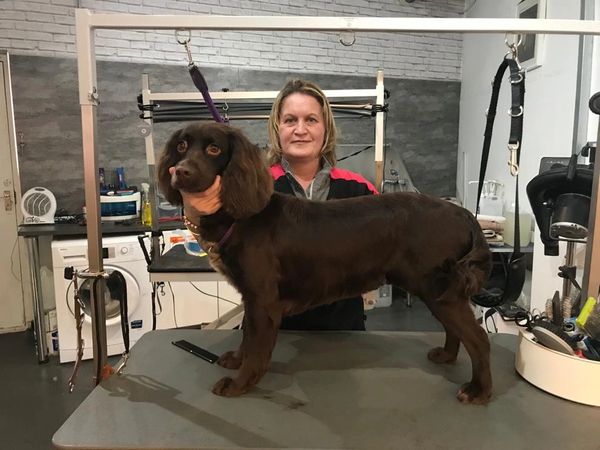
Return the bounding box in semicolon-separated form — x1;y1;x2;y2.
339;30;356;47
504;33;523;52
504;33;523;69
175;29;194;66
175;29;191;45
222;100;229;122
508;142;520;176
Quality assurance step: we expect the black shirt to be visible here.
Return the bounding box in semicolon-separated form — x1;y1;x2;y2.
270;163;378;331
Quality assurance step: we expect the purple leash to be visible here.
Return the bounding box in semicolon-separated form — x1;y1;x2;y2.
177;30;227;124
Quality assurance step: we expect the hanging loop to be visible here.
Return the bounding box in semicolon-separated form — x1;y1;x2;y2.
339;30;356;46
508;105;524;117
175;29;194;66
175;28;191;45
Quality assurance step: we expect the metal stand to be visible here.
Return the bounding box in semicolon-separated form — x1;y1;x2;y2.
74;9;600;386
582;92;600;300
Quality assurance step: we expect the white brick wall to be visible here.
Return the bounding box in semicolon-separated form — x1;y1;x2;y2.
0;0;465;80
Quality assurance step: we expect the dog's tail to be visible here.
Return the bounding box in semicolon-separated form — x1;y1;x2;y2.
454;214;493;298
426;216;491;302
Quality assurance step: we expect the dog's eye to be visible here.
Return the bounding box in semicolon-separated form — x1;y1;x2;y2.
206;144;222;156
176;141;188;153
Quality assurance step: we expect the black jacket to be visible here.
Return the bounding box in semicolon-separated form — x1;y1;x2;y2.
271;163;378;330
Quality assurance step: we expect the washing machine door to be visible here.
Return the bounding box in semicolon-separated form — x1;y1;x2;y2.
68;265;140;327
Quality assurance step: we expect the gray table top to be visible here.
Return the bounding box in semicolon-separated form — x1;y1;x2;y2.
53;330;600;450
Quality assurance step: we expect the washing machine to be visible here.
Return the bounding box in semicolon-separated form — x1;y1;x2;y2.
51;235;152;363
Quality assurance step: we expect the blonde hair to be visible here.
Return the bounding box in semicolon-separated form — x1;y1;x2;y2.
267;79;337;166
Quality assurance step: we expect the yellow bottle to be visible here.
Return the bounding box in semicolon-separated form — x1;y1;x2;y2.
141;183;152;227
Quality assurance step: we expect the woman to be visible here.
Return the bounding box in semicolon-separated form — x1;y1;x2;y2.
267;79;378;330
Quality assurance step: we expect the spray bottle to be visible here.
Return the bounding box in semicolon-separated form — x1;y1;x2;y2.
141;183;152;227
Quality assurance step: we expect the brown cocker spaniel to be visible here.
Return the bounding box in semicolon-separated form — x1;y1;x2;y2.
158;122;493;404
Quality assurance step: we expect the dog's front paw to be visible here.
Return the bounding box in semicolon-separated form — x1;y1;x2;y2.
427;347;457;364
217;351;242;369
212;377;248;397
456;382;491;405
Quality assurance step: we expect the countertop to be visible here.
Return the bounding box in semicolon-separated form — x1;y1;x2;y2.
17;221;184;238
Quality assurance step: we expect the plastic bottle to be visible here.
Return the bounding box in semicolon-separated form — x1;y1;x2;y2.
503;201;532;247
141;183;152;226
479;180;504;216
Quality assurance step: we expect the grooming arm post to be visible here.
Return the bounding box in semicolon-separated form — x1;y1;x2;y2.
374;69;385;191
76;8;108;384
141;74;162;263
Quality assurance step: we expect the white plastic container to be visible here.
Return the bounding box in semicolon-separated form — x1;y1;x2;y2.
515;330;600;406
503;202;532;246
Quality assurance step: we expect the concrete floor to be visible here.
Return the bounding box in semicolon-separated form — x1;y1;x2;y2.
0;296;440;450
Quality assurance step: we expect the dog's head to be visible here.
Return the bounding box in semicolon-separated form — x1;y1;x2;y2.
157;122;273;219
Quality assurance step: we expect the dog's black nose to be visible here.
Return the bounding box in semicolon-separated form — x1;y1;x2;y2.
175;167;190;178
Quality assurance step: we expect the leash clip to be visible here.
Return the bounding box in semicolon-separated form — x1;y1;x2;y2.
175;29;194;66
504;33;523;71
508;142;520;176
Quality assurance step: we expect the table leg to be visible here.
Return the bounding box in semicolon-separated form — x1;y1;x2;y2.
26;236;48;363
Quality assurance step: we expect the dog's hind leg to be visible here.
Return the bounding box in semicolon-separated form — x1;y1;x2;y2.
212;299;282;397
426;298;492;404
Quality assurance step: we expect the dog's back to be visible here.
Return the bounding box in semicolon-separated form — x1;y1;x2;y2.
250;191;491;307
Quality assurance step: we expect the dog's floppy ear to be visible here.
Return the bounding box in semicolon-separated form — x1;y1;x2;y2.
221;127;273;219
157;127;184;206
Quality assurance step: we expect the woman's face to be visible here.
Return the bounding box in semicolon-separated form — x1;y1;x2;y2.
278;93;326;164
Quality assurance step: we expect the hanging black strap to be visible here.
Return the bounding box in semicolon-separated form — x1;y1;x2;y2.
472;56;527;308
475;57;525;254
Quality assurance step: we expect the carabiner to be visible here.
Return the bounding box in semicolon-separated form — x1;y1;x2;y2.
175;29;194;66
508;142;520;176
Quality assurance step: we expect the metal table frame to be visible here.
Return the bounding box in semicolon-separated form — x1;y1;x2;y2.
73;9;600;382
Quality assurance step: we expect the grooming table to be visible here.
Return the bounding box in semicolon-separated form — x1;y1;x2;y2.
53;331;600;450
